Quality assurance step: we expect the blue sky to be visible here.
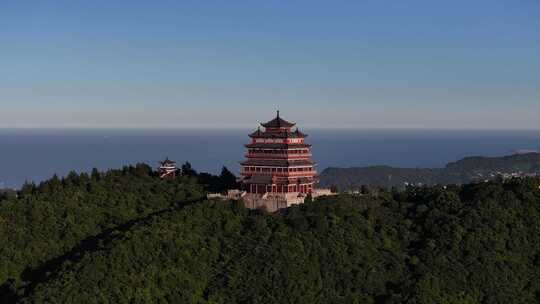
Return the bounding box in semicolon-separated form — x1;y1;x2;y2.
1;0;539;129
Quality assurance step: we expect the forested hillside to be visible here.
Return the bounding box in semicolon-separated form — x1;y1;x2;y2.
319;153;540;191
1;165;540;303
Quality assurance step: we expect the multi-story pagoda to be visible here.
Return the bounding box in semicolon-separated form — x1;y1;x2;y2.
158;158;177;179
240;111;317;201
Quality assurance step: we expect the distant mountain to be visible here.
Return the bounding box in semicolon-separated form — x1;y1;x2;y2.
445;153;540;172
319;153;540;191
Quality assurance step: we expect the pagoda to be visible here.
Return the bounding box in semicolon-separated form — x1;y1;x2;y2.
158;158;177;179
240;111;317;201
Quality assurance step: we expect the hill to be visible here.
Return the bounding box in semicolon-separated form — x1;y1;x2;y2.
0;165;539;303
319;153;540;191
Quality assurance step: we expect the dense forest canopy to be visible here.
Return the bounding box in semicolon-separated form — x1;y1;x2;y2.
1;163;539;303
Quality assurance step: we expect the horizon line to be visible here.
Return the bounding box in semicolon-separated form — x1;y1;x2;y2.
1;126;540;132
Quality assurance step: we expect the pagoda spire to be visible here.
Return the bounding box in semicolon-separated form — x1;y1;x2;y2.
260;111;296;128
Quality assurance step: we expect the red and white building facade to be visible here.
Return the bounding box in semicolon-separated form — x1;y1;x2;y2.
240;111;317;196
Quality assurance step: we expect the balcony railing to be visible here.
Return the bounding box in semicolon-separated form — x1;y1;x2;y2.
244;153;312;159
240;170;316;177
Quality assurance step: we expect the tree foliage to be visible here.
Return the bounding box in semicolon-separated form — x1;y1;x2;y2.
1;167;540;303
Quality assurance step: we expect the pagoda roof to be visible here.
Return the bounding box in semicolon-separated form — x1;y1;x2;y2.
261;111;296;128
240;159;315;167
292;128;308;138
248;128;264;138
245;143;311;149
160;158;176;165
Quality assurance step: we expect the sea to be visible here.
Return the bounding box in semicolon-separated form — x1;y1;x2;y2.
0;128;539;189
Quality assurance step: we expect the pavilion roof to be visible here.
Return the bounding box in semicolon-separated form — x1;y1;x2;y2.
260;111;296;128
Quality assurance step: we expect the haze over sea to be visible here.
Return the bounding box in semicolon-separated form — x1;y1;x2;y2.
1;128;539;189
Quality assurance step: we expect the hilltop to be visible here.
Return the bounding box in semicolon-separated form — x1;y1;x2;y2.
0;164;539;303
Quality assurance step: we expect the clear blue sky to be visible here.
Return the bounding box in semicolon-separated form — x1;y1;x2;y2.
1;0;539;129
